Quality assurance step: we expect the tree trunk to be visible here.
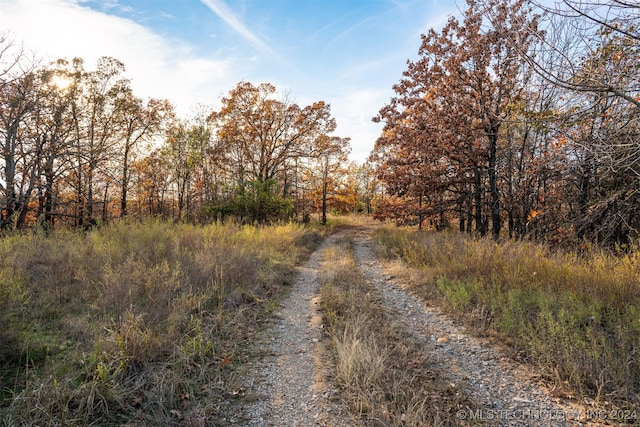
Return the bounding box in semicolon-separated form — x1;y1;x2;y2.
1;130;18;231
102;180;110;223
488;129;501;240
418;193;423;231
473;166;485;236
87;163;94;225
44;167;55;231
121;142;130;218
577;154;592;239
321;178;328;226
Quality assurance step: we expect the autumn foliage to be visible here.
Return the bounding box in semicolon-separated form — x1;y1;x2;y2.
0;49;354;230
371;0;640;247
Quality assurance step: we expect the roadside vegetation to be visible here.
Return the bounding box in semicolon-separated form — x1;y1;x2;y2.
373;226;640;410
0;220;322;426
318;234;475;426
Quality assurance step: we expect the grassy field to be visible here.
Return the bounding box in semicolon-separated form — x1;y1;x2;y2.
373;226;640;409
0;220;323;426
4;216;638;424
318;234;474;426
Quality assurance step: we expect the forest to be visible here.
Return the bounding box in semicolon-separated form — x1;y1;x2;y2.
372;0;639;248
1;0;639;245
0;53;360;231
1;1;639;424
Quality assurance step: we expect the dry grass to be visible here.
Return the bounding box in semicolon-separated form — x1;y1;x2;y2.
0;219;322;426
308;213;380;229
374;226;640;409
319;235;474;426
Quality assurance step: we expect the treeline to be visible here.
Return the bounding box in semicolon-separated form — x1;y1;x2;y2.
0;44;377;233
371;0;640;247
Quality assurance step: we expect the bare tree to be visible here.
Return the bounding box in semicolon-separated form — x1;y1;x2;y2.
0;35;40;231
477;1;640;245
114;94;174;218
520;1;640;107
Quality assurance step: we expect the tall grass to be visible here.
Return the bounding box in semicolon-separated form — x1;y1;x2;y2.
0;220;321;426
374;227;640;408
319;236;473;426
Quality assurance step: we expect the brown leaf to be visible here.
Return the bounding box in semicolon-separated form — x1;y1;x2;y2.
130;389;144;408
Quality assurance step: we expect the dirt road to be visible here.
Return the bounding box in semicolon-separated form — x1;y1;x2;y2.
232;227;611;426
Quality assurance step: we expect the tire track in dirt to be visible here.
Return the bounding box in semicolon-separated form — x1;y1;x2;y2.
350;226;614;427
233;226;616;426
233;232;357;426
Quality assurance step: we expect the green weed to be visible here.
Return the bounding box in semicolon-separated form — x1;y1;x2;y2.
374;226;640;408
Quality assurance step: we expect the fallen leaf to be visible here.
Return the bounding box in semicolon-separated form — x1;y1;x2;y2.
130;389;144;407
231;387;246;398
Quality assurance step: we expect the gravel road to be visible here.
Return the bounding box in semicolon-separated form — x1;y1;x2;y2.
232;227;618;426
233;233;357;426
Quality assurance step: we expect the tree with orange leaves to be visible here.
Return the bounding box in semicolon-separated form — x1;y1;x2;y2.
373;0;540;238
206;82;348;223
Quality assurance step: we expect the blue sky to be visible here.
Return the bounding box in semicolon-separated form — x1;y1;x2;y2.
0;0;461;162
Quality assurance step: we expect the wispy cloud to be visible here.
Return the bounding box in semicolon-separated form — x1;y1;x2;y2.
329;15;376;46
0;0;233;115
331;88;388;163
199;0;276;57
